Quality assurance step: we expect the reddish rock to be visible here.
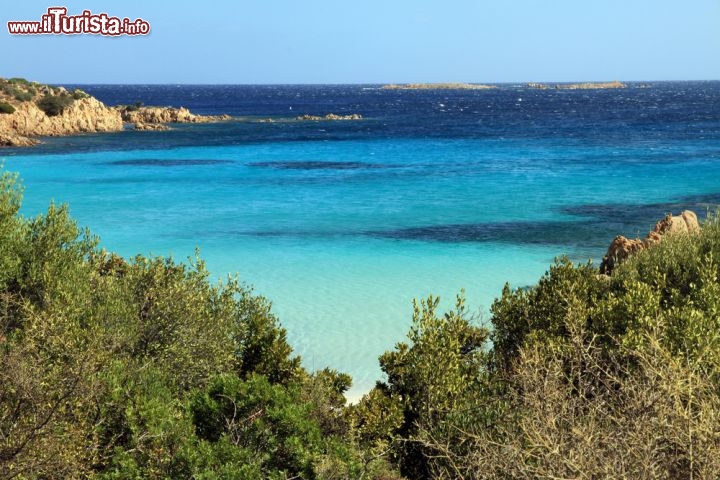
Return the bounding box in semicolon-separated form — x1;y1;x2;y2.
600;210;700;274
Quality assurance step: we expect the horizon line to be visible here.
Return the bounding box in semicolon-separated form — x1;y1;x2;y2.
46;79;720;86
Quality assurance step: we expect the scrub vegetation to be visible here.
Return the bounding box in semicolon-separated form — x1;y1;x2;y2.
2;167;720;479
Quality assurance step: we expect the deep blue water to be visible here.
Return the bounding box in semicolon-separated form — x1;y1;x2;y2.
3;82;720;399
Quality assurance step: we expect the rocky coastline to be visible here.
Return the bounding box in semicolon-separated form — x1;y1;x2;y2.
0;77;233;147
0;78;122;146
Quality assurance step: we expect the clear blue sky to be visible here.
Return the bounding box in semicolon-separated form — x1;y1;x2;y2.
3;0;719;84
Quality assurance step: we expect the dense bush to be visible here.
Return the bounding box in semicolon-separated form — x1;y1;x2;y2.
0;102;15;114
0;169;396;479
370;294;489;478
36;93;74;116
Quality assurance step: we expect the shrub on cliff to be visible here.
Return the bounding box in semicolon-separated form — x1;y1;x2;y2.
36;93;74;116
0;102;15;114
1;78;37;103
71;89;90;100
123;101;144;112
13;91;33;102
8;77;31;86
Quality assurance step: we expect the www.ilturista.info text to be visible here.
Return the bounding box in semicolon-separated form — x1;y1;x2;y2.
7;7;150;35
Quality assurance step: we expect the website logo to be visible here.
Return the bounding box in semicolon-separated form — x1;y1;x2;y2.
7;7;150;36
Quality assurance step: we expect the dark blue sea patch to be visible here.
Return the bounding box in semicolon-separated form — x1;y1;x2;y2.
371;221;613;248
248;160;384;170
374;193;720;247
109;159;233;167
561;193;720;226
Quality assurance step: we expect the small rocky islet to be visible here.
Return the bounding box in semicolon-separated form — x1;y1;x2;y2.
381;82;496;90
527;80;627;90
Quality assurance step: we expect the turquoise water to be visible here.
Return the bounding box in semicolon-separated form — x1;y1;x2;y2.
4;83;720;399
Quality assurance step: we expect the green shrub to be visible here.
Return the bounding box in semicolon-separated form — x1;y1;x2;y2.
13;91;33;102
36;94;74;116
71;88;89;100
0;102;15;114
124;101;144;112
8;77;31;86
190;374;321;477
358;294;490;479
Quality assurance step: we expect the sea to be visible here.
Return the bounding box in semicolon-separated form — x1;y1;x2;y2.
3;82;720;399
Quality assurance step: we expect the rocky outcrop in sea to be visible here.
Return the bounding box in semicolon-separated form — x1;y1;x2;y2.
296;113;363;121
528;81;627;90
117;105;231;125
381;82;496;90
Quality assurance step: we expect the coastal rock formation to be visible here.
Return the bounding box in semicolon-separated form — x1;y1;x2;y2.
381;82;496;90
296;113;363;121
0;77;234;146
0;80;123;147
118;106;231;124
600;210;700;274
0;133;38;146
528;81;626;90
134;122;171;131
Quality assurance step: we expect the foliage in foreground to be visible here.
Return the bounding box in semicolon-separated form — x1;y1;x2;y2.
4;163;720;479
0;170;396;479
356;213;720;479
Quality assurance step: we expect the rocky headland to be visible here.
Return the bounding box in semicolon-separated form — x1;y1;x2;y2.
528;81;627;90
381;82;496;90
600;210;700;274
0;77;235;146
0;78;122;146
